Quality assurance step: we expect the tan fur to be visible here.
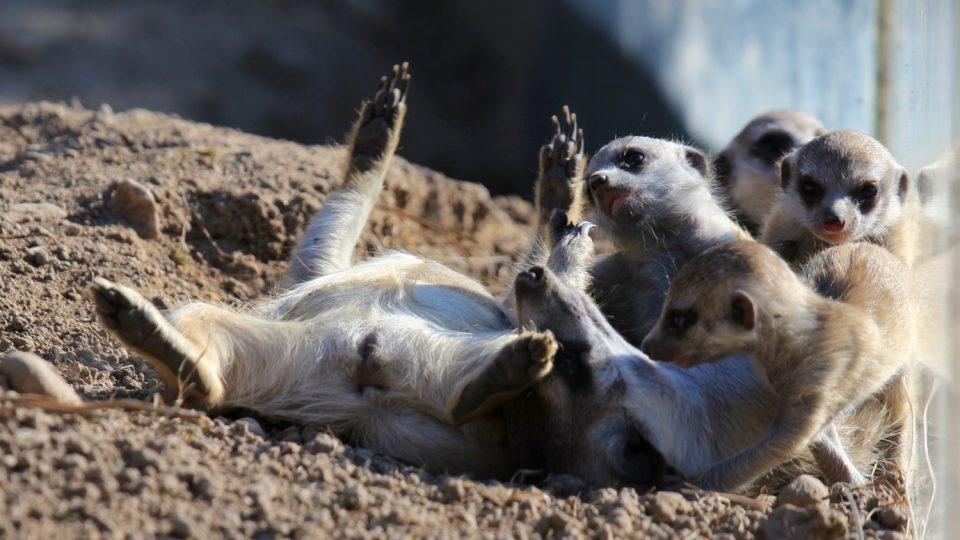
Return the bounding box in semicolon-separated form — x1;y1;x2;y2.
642;241;915;491
715;110;826;236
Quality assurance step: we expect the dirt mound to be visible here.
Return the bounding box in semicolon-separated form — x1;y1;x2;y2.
0;102;907;538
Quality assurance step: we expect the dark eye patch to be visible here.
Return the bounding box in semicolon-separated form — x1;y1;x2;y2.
854;182;879;213
551;340;593;393
751;131;797;163
798;175;823;207
666;308;697;336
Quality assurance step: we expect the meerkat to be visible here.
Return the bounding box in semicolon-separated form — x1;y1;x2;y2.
640;240;915;491
579;136;752;344
713;110;826;235
457;224;891;492
89;64;562;479
759;130;915;269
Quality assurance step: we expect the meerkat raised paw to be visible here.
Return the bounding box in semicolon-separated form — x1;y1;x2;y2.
89;277;223;406
348;62;410;174
535;105;587;226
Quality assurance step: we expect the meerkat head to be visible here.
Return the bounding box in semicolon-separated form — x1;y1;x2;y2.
641;241;802;367
714;110;826;231
779;130;908;245
583;136;714;246
513;266;678;487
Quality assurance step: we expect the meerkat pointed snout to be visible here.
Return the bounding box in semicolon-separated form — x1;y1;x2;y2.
582;136;715;246
714;110;826;234
761;130;911;267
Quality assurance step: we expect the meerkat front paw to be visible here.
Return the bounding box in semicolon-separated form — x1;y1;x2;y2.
349;62;411;173
536;106;586;224
449;331;557;425
546;211;596;289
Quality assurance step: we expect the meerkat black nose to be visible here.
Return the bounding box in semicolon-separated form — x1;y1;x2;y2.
822;213;845;231
588;173;608;192
516;266;547;292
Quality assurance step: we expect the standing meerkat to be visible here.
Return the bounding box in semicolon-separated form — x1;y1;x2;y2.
641;240;915;491
759;130;915;269
89;64;561;479
713;110;826;236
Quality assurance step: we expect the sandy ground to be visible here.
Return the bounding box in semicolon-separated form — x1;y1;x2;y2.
0;102;912;538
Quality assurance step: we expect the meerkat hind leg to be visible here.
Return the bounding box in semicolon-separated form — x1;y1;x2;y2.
285;63;410;284
811;423;867;486
449;332;557;425
89;278;223;407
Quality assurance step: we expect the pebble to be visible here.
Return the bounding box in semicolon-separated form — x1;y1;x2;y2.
231;417;266;440
4;202;67;224
440;477;466;503
341;486;371;511
776;474;828;508
25;246;50;267
648;491;690;523
0;351;83;405
110;178;160;239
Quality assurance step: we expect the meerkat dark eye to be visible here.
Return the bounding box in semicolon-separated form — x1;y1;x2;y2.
619;149;646;170
798;175;823;206
751;131;795;163
856;183;878;201
666;309;697;335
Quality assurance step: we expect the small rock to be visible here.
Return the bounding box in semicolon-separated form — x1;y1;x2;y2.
542;473;587;497
304;432;342;455
536;510;579;536
340;486;370;511
758;502;848;540
875;504;909;531
4;202;67;224
440;477;466;502
776;475;828;508
231;417;266;439
648;491;690;522
24;246;50;267
0;351;83;405
110;179;160;239
63;222;82;236
169;515;194;539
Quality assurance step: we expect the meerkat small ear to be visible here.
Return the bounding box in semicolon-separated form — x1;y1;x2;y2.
713;152;733;187
685;148;711;179
779;156;793;190
730;290;756;330
897;169;910;200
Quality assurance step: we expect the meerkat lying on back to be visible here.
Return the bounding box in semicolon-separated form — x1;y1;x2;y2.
760;130;914;268
89;64;561;479
713;110;826;236
641;240;915;491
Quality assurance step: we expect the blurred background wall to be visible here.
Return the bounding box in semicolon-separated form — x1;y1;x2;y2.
3;0;953;194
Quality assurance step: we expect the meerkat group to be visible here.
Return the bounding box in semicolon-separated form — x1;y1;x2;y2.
79;63;934;495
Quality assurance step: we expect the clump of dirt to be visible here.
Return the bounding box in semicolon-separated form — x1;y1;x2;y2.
0;102;910;538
